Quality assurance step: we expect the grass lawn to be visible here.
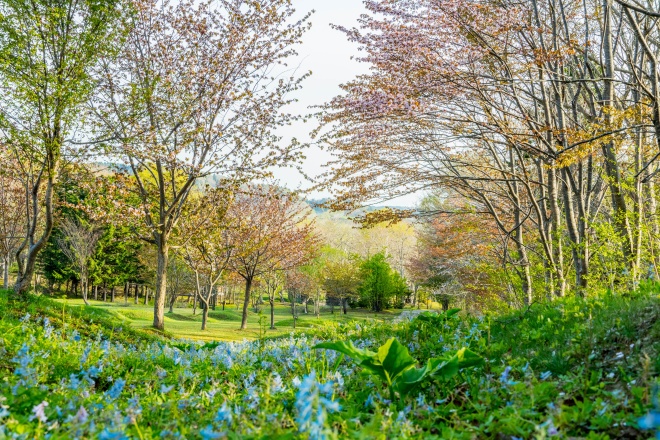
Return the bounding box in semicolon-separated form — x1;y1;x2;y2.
56;297;403;341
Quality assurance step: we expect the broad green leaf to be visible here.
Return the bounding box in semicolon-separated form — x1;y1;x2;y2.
430;356;459;380
444;308;461;318
313;340;374;361
357;358;388;382
455;347;484;369
377;338;417;382
416;312;437;323
394;362;433;396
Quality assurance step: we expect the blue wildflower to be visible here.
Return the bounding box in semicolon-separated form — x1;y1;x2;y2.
30;401;48;423
160;384;174;394
215;401;233;426
75;406;88;423
271;372;286;393
106;378;126;400
199;425;223;439
43;318;53;338
500;366;512;384
295;371;340;440
99;428;129;440
540;371;552;380
639;411;660;429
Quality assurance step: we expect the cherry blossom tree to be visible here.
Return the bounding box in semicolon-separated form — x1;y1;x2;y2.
95;0;311;330
227;186;320;330
178;187;234;330
316;0;660;300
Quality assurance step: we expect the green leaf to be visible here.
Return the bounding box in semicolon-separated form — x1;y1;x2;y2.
377;338;417;383
445;308;461;318
430;356;459;380
455;347;484;369
394;360;435;396
313;340;374;362
416;312;437;323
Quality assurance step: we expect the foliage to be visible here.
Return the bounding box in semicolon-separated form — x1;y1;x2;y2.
314;337;482;402
357;252;408;312
1;288;660;438
228;186;321;330
0;0;123;293
93;0;312;331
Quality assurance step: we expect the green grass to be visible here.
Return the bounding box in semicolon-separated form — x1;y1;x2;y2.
3;287;660;438
55;297;402;341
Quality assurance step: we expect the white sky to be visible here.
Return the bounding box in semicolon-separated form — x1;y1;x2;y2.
271;0;424;208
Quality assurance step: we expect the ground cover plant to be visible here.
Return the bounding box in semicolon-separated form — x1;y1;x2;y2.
2;287;660;439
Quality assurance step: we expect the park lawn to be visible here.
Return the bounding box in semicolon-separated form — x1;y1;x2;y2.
56;298;403;341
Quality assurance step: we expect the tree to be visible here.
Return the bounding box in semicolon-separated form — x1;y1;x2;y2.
178;187;233;331
322;251;360;314
261;270;285;329
0;0;122;294
316;0;660;300
358;252;397;312
166;254;195;314
228;186;320;330
409;195;510;311
95;0;311;330
57;219;102;305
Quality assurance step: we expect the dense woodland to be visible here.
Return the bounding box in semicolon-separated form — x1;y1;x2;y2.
3;0;660;438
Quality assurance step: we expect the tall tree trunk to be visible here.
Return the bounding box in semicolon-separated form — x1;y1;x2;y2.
602;0;634;272
153;242;169;330
240;277;253;330
15;176;56;294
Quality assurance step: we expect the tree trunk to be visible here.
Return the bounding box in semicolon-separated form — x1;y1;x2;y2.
601;0;634;271
201;302;208;330
15;176;56;295
111;286;115;302
153;242;169;330
81;278;90;306
168;288;175;313
342;298;348;314
240;277;253;330
270;297;275;330
3;257;8;290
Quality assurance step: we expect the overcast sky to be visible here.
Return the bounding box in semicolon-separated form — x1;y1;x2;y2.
271;0;423;208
